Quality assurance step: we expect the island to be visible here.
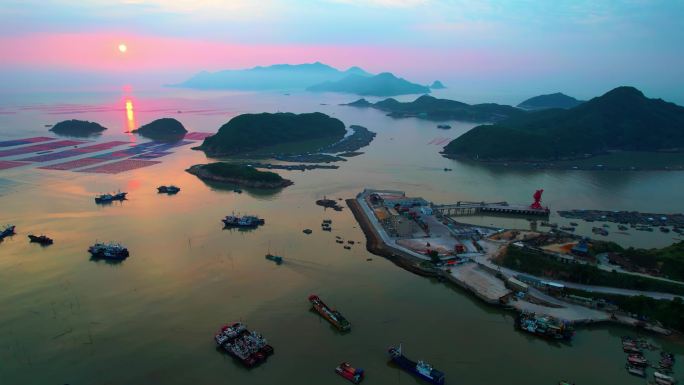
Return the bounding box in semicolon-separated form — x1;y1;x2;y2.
307;72;430;97
186;163;293;189
430;80;446;89
343;94;523;122
196;112;346;157
171;62;370;90
49;119;107;137
131;118;187;141
517;92;584;110
442;86;684;162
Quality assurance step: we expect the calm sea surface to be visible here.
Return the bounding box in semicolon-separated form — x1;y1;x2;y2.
1;88;683;385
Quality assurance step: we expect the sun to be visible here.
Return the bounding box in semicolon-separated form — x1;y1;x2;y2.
118;43;127;53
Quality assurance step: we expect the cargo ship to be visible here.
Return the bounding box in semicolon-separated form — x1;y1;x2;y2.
308;294;351;332
88;242;129;260
94;191;127;204
28;234;53;245
1;224;16;240
335;362;364;384
222;215;265;228
516;312;573;341
388;344;445;385
214;322;274;368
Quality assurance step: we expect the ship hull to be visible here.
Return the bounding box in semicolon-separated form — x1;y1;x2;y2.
390;355;445;385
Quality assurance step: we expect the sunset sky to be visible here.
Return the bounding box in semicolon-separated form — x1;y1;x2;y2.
1;0;682;102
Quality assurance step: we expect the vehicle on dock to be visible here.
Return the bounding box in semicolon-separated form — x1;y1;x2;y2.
28;234;53;245
95;191;127;204
1;224;16;240
214;322;274;368
157;185;180;194
222;215;265;228
625;363;646;377
387;344;445;385
88;242;129;260
265;253;283;265
308;294;351;332
515;312;573;341
335;362;364;384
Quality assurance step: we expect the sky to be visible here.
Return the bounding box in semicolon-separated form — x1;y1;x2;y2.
0;0;683;103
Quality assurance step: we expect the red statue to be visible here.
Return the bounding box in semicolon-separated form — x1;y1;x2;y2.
530;189;544;210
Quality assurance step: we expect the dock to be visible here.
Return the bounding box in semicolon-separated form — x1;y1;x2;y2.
432;201;550;217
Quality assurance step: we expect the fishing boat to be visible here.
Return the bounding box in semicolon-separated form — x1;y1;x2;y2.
388;344;445;385
28;234;53;245
303;229;312;234
436;124;451;129
335;362;364;384
222;215;265;228
94;191;127;204
627;354;648;367
157;185;180;194
515;312;574;340
308;294;351;332
625;363;646;377
214;322;274;368
0;224;16;240
654;371;676;384
265;253;283;265
88;242;129;260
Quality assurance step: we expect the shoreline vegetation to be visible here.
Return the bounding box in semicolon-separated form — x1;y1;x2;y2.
131;118;187;141
442;86;684;164
186;163;293;189
196;112;346;158
50;119;107;137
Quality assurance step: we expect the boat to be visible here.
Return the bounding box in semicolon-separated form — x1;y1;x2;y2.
308;294;351;332
214;322;274;368
88;242;129;260
94;191;127;204
591;227;609;236
233;188;243;194
436;124;451;129
625;363;646;377
343;245;351;250
627;354;648;367
623;345;642;354
388;344;445;385
654;372;676;384
660;227;671;233
0;224;16;240
618;224;629;231
515;312;574;340
303;229;312;234
28;234;53;245
335;362;364;384
569;222;578;226
560;226;575;232
157;185;180;194
265;253;283;265
222;215;265;228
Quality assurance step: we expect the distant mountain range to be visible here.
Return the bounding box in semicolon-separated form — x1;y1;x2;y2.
307;72;430;96
172;62;434;96
343;95;522;122
443;86;684;161
517;92;584;110
172;62;367;90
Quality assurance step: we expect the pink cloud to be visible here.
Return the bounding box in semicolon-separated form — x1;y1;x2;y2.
0;32;551;81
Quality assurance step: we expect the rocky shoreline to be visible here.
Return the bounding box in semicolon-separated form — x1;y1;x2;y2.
186;164;294;189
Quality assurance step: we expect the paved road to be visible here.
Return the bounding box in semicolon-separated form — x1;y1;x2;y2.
476;241;683;301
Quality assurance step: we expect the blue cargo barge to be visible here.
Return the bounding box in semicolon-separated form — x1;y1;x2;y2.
388;345;445;385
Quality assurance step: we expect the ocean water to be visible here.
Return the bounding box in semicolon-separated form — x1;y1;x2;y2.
1;88;683;385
